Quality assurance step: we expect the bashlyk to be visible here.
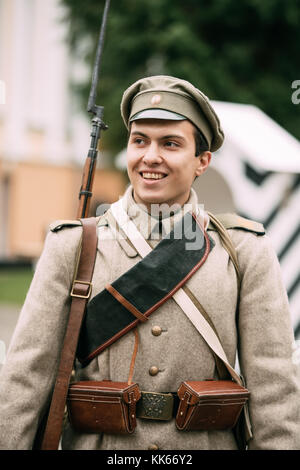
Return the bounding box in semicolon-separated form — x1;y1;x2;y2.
0;76;299;450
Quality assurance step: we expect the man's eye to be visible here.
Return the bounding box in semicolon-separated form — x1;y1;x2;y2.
134;138;145;145
165;141;179;148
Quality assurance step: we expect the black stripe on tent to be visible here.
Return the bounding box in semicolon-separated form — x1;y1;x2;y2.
287;272;300;299
263;174;300;229
244;162;273;185
278;223;300;262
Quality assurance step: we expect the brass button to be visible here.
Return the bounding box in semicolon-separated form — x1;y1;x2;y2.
148;444;159;450
149;366;159;376
151;325;162;336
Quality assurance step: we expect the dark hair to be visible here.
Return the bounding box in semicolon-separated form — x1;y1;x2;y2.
194;127;209;156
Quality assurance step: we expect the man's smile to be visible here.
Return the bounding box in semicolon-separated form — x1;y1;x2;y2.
140;171;168;180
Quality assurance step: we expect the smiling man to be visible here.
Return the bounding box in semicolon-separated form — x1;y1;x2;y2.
0;76;299;451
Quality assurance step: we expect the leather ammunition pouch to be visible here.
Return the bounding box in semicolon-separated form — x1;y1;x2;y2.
175;380;250;432
67;380;141;435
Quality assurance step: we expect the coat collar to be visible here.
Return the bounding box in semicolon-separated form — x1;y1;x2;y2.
120;185;209;241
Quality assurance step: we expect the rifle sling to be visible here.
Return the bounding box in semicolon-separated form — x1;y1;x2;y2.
40;217;98;450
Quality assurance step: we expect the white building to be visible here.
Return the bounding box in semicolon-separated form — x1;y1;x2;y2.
0;0;92;164
0;0;125;259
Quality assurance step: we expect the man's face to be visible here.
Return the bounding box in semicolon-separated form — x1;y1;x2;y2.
126;119;211;211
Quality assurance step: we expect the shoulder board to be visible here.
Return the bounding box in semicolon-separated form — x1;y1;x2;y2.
208;213;265;235
50;215;106;232
49;219;82;232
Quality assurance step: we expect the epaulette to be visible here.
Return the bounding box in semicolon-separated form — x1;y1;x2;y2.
50;215;106;233
49;220;82;232
208;213;265;235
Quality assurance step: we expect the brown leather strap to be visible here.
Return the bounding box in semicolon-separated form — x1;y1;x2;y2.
40;217;98;450
105;284;148;323
127;328;139;385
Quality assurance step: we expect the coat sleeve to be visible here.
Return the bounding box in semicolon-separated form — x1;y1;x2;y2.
235;231;300;450
0;226;81;449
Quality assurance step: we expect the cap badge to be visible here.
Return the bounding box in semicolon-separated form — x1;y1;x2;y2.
151;94;162;105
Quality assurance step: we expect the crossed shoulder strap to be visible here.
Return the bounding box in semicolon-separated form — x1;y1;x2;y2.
110;200;253;444
110;200;240;383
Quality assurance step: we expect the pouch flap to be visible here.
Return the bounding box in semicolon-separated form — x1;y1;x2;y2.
177;382;199;405
68;380;141;402
69;380;130;396
123;383;141;404
184;380;250;399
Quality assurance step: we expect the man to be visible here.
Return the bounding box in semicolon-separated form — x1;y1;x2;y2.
0;76;299;450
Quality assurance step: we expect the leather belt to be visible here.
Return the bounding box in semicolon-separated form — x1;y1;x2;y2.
136;391;180;421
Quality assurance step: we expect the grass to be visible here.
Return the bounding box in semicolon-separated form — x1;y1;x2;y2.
0;268;34;306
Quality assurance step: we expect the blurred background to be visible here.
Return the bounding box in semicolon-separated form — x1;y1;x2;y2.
0;0;299;363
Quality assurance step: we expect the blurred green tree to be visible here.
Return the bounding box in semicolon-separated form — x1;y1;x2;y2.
61;0;300;158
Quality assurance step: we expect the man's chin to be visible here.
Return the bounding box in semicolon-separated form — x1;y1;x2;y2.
133;189;168;206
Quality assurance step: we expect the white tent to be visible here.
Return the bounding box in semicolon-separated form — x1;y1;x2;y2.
211;101;300;335
211;100;300;174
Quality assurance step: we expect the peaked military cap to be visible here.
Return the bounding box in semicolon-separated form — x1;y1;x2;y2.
121;75;224;152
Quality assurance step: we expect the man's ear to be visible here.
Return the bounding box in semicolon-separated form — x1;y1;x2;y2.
195;151;211;176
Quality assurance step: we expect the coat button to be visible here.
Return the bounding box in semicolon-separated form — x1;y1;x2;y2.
148;444;159;450
149;366;159;376
151;325;162;336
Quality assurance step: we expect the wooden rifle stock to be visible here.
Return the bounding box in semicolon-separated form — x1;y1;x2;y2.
77;158;96;219
77;123;98;219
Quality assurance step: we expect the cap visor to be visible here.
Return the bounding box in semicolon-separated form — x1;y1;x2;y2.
130;109;186;122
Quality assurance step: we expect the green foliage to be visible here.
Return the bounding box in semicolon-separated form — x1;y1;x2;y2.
61;0;300;157
0;268;33;306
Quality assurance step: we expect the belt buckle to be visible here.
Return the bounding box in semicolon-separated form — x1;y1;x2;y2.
137;391;174;421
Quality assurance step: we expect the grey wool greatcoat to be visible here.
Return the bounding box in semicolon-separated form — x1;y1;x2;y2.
0;186;299;450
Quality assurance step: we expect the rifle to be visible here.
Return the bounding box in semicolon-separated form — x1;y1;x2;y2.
35;3;112;449
77;0;111;219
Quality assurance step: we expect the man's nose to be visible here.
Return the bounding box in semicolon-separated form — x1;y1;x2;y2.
142;143;162;165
